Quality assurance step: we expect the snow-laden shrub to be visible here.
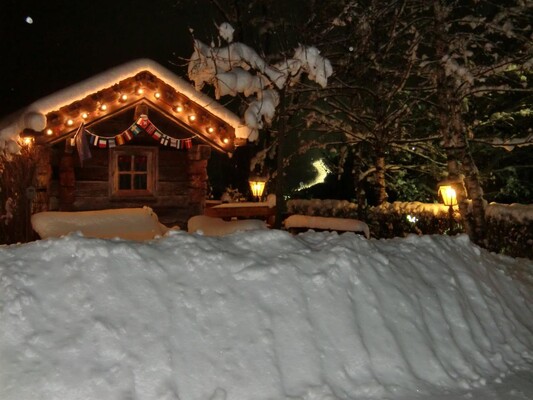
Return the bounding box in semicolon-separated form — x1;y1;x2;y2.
286;199;533;259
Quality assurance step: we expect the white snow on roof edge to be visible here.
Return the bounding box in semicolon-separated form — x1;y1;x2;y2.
0;58;252;149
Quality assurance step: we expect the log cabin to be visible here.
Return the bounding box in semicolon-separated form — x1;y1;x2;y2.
3;59;252;229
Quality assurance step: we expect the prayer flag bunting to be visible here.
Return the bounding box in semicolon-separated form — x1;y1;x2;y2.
82;116;195;150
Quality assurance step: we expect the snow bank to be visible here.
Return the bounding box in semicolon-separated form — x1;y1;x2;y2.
1;231;532;399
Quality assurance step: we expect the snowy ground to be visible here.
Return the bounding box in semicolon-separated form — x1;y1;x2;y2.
1;230;532;400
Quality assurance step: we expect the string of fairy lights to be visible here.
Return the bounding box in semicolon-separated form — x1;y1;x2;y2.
38;81;232;147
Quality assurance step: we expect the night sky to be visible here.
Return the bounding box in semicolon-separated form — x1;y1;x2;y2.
1;0;220;116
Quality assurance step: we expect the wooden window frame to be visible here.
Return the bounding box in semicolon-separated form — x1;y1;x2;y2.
109;146;158;199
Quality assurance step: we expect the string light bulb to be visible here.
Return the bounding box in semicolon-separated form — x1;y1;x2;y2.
100;104;107;111
137;88;144;95
154;92;161;99
188;115;196;122
81;112;89;119
66;119;74;126
207;127;214;133
121;94;128;101
46;129;53;135
175;105;183;113
223;138;230;144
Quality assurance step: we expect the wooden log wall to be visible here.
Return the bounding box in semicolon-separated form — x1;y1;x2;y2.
48;143;211;229
32;145;52;214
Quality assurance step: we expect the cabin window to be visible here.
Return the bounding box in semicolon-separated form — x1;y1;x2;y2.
109;147;157;197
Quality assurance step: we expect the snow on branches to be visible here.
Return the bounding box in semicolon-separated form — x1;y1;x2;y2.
187;22;332;141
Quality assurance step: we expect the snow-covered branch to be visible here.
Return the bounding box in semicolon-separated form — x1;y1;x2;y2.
470;134;533;151
187;22;332;141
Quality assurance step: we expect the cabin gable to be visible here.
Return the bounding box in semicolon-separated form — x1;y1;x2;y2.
14;60;247;230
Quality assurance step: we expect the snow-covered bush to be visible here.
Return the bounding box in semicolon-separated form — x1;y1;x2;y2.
286;198;533;259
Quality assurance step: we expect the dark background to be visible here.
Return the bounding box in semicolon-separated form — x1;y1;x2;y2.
0;0;221;116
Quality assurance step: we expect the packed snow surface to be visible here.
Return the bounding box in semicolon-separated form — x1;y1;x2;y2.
1;230;532;400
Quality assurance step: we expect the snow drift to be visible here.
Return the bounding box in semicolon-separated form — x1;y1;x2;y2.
0;231;532;400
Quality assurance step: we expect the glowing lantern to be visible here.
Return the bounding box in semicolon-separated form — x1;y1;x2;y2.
249;177;267;201
438;183;458;234
438;185;457;207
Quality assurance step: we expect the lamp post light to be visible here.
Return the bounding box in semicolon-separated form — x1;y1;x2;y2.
438;184;458;233
249;177;267;202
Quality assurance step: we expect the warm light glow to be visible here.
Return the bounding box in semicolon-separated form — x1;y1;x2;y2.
249;178;267;200
137;88;144;95
46;128;53;135
81;112;88;119
21;136;34;146
175;105;183;112
154;92;161;99
438;185;458;207
188;115;196;122
222;137;229;144
66;119;74;126
121;94;128;101
207;127;214;133
100;104;107;111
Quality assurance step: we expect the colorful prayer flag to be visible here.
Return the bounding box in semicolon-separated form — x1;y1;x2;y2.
74;123;92;166
160;136;170;146
130;124;143;135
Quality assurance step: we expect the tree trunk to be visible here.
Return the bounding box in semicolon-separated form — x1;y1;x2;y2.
432;0;486;244
274;88;287;229
352;157;366;219
375;151;388;205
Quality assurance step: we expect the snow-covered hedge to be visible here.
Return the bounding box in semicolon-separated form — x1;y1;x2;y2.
287;199;533;259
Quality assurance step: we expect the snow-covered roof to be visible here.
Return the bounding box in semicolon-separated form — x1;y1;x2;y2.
0;58;252;152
